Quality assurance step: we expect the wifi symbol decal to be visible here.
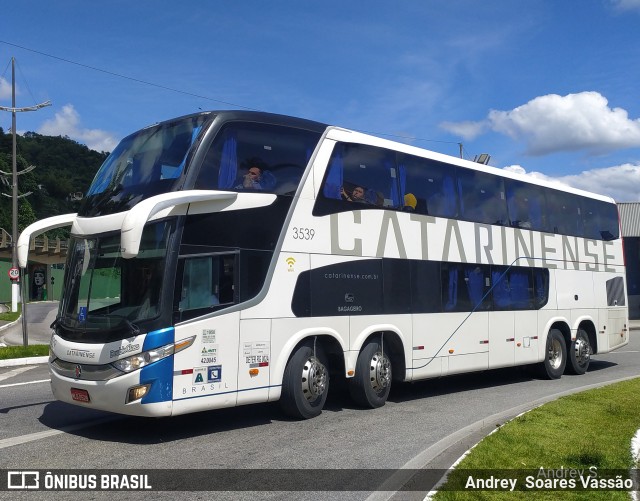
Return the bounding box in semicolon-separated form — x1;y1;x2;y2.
286;257;296;271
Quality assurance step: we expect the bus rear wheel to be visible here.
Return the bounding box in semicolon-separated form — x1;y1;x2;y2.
349;339;392;408
280;344;329;419
566;328;591;375
540;329;566;379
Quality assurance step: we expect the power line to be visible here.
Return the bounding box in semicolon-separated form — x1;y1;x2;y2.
14;58;40;108
355;128;463;146
0;40;465;156
0;40;257;111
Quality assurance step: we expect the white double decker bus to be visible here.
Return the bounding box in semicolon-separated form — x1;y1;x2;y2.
19;111;628;419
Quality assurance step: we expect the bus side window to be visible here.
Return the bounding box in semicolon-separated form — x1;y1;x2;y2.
546;189;583;236
176;254;237;320
458;169;507;225
582;198;618;241
399;154;457;218
179;257;220;311
320;143;396;207
491;266;542;310
442;263;489;312
505;179;546;231
322;146;344;200
533;268;549;308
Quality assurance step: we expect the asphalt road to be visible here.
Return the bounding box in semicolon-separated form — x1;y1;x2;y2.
1;324;639;500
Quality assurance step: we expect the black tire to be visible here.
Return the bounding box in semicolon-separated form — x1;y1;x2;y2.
280;344;329;419
566;328;591;375
348;339;392;408
539;329;566;379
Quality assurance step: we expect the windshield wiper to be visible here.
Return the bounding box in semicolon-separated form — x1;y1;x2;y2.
122;318;140;337
55;312;139;335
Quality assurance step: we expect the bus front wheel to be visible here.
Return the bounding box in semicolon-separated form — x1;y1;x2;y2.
566;328;591;375
349;339;392;408
280;344;329;419
540;329;566;379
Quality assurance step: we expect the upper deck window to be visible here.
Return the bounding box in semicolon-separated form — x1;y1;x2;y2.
194;121;322;195
315;141;618;241
315;142;400;215
457;168;508;225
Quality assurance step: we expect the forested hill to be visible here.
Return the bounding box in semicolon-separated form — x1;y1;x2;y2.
0;127;108;235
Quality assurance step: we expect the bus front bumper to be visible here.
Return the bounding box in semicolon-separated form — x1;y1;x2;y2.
49;362;173;417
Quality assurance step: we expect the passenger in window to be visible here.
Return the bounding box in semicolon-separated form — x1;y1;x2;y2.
236;165;265;190
352;186;367;202
180;272;220;310
342;185;368;203
403;193;417;212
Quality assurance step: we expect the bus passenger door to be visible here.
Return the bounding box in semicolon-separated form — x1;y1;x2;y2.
172;253;241;413
172;312;240;411
600;275;628;350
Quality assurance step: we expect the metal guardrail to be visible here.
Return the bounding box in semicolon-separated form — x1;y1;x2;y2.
0;227;69;263
0;227;10;248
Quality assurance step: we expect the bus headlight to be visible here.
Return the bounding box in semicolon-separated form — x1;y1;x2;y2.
111;336;195;373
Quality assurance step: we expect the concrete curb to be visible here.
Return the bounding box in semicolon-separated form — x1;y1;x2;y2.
0;316;21;333
0;307;47;368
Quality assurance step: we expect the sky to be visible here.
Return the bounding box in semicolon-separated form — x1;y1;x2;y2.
1;0;640;201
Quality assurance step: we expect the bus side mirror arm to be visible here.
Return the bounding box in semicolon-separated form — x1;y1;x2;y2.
17;213;78;267
120;190;238;259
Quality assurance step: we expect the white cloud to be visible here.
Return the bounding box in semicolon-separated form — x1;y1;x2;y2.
37;104;118;153
441;92;640;156
439;120;489;141
503;163;640;202
0;77;11;100
610;0;640;12
490;92;640;155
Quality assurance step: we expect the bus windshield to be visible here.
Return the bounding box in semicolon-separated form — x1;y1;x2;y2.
56;222;173;343
81;114;210;217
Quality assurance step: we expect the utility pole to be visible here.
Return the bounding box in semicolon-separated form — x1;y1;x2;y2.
0;57;50;326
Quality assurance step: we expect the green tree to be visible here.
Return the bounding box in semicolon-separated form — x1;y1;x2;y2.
0;128;109;227
17;198;37;232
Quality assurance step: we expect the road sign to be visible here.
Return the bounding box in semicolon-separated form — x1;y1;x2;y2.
8;267;19;281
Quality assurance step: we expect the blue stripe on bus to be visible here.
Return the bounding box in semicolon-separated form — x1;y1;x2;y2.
140;327;175;404
141;356;174;404
142;327;175;351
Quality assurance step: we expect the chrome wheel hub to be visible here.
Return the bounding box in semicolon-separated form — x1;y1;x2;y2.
548;338;563;370
369;351;391;392
301;356;327;402
574;337;590;366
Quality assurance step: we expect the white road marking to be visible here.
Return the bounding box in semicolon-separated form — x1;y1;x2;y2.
0;417;119;450
0;366;35;383
0;379;50;388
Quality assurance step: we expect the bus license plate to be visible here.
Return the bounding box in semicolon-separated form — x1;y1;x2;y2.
71;388;90;403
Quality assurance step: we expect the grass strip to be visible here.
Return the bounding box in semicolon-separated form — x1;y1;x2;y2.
433;377;640;500
0;344;49;360
0;303;21;323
